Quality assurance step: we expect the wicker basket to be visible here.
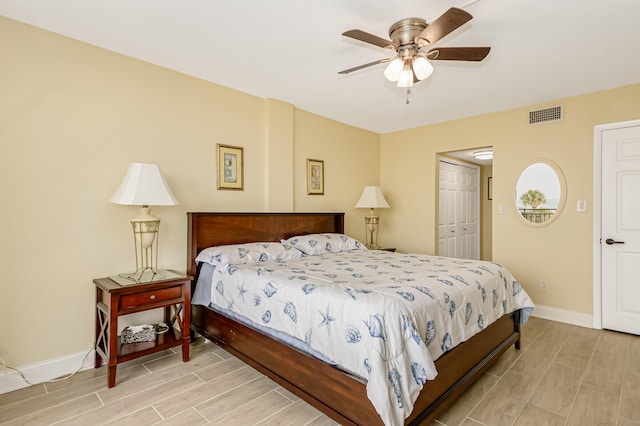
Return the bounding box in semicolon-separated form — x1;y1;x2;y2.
121;325;156;344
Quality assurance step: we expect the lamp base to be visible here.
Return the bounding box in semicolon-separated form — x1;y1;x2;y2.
118;267;167;284
111;269;180;286
364;215;381;250
125;206;164;283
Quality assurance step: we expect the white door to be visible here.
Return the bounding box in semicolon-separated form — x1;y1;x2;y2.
438;159;480;259
602;124;640;335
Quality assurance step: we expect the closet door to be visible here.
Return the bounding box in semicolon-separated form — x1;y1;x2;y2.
438;159;480;259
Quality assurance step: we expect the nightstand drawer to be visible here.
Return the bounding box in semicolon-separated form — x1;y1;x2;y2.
120;286;182;309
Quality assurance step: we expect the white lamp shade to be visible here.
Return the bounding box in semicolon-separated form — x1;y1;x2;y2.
355;186;390;209
110;163;178;206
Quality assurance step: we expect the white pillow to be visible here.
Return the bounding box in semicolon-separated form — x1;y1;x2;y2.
195;242;302;266
282;233;366;255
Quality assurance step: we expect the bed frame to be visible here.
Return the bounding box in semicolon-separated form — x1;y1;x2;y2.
187;212;521;425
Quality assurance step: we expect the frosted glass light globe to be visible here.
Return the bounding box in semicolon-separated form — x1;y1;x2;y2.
384;58;403;82
412;56;433;80
397;69;414;88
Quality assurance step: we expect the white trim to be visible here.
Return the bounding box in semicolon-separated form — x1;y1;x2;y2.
0;350;95;394
592;119;640;330
0;370;31;394
530;304;594;329
593;124;603;329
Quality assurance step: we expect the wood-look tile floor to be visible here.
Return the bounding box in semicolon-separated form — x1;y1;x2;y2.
1;317;639;425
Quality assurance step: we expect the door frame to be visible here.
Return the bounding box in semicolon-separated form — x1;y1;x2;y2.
592;118;640;329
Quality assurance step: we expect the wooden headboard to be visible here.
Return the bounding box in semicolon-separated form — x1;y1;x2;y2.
186;212;345;278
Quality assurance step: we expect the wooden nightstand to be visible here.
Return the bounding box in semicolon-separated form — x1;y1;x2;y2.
93;271;193;388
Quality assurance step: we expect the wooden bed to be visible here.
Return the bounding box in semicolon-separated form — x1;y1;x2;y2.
187;212;521;425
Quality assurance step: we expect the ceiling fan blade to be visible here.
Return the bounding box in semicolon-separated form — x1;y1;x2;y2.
338;58;392;75
342;29;396;49
415;7;473;47
427;46;490;61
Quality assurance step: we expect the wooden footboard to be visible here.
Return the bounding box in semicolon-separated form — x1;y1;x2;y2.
407;310;520;424
192;304;519;425
187;212;521;425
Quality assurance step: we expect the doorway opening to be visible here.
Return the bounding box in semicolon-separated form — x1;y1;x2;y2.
438;147;493;261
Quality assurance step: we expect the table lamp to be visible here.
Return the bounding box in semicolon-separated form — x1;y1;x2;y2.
110;163;178;282
355;186;390;249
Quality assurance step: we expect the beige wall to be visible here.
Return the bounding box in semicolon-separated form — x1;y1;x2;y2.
381;83;640;315
0;17;379;367
293;110;381;238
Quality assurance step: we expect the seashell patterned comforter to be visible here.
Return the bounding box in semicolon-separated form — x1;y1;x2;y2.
196;249;534;425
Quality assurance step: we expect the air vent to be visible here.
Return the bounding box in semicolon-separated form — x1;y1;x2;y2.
528;105;564;126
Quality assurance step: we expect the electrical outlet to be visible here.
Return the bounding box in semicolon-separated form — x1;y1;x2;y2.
539;280;548;292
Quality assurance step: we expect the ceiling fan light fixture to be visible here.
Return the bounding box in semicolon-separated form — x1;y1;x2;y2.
412;56;433;80
384;58;403;82
340;7;491;93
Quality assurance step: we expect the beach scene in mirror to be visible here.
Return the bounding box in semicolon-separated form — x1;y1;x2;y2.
515;162;562;224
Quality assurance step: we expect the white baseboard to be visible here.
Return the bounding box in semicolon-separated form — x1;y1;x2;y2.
0;349;95;395
530;304;595;329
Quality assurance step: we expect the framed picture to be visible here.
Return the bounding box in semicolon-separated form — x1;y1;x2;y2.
307;159;324;195
217;144;244;190
488;176;493;200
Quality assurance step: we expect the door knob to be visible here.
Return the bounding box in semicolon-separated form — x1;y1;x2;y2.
605;238;625;245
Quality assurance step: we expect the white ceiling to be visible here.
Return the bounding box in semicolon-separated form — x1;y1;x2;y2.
2;0;639;134
446;147;493;166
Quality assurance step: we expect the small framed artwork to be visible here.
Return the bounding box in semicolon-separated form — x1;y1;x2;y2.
217;144;244;190
307;159;324;195
488;176;493;200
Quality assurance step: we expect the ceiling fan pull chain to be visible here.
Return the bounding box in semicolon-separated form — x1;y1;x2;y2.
406;89;411;104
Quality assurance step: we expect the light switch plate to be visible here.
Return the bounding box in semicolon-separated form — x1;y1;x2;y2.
577;200;587;212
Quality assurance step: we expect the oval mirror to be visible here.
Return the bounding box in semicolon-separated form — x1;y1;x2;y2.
515;160;566;225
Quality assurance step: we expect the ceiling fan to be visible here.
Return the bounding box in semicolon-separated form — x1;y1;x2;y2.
339;7;490;87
